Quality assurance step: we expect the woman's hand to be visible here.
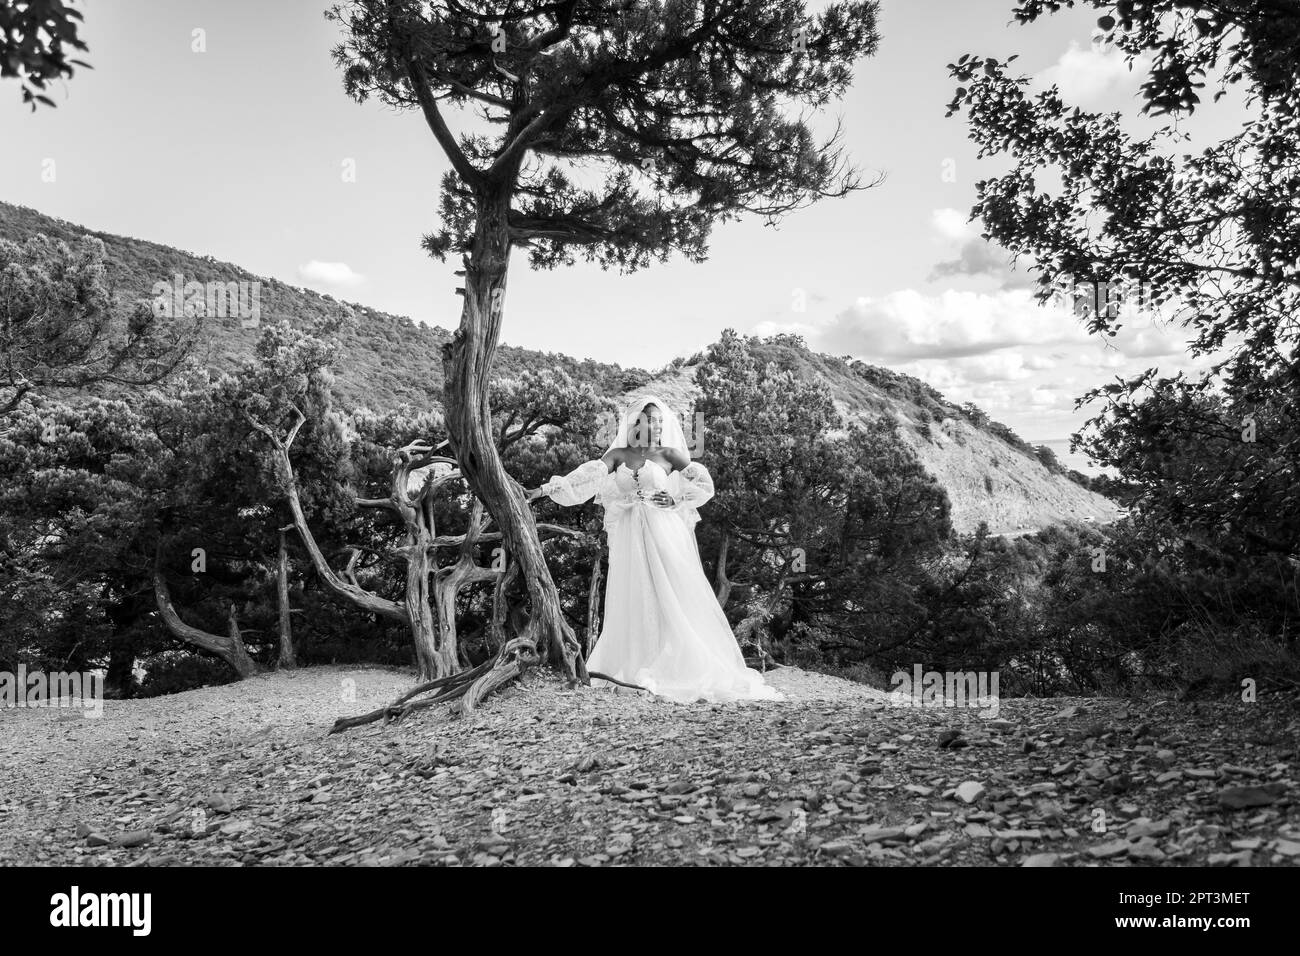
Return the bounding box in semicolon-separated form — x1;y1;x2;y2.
524;486;545;502
648;491;676;508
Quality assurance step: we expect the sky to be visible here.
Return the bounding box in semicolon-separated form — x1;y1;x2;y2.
0;0;1244;473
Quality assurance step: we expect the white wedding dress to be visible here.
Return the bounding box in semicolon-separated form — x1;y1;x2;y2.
543;456;786;704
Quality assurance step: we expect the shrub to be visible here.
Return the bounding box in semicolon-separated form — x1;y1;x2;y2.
137;652;241;697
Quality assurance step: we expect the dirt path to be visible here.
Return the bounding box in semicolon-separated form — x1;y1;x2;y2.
0;664;1295;866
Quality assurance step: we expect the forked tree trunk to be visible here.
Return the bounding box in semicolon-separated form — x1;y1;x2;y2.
441;189;587;690
432;499;499;671
277;443;444;676
434;552;499;670
249;409;446;682
398;460;497;679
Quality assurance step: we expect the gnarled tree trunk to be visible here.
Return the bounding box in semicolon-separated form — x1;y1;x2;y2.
247;409;447;680
586;551;603;657
440;189;586;691
433;499;500;671
714;531;733;607
490;556;520;652
276;527;296;668
153;558;262;679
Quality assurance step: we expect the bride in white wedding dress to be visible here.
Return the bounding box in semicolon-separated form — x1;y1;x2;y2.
526;395;785;705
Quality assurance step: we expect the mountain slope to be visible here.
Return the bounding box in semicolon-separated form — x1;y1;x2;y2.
0;202;640;410
635;347;1120;535
1;201;1117;533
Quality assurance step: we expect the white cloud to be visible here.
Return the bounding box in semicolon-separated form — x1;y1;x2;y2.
904;352;1036;385
298;260;365;289
777;287;1212;443
927;208;1036;292
1122;325;1188;357
819;288;1084;361
965;352;1036;382
929;238;1038;290
1029;387;1062;408
931;208;973;241
1036;42;1144;102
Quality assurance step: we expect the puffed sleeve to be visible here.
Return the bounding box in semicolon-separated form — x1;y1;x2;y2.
672;460;714;510
540;459;608;506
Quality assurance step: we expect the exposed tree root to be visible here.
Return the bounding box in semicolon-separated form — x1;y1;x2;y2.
585;672;647;691
328;660;491;734
328;649;648;735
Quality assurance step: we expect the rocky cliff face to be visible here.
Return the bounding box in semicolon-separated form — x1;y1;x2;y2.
894;413;1120;535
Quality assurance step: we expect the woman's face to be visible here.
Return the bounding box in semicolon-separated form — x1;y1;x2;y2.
630;403;663;447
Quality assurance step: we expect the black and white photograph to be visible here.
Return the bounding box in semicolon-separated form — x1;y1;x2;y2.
0;0;1295;931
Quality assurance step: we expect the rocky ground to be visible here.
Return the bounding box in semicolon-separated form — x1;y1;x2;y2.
0;664;1296;867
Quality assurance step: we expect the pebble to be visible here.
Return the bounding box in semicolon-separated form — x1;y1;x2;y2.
954;781;985;804
1087;840;1130;859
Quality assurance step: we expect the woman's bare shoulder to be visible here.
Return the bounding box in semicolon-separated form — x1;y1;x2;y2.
664;447;692;471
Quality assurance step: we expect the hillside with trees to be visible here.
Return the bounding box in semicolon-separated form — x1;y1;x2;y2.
2;204;1129;707
0;202;638;412
2;0;1297;876
0;200;1116;540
